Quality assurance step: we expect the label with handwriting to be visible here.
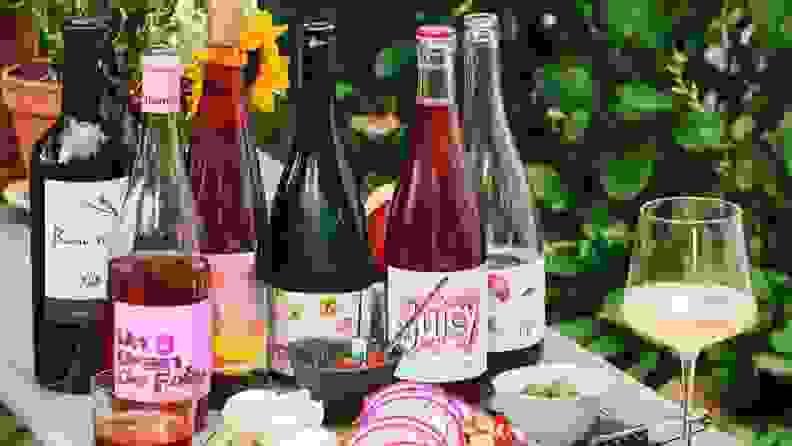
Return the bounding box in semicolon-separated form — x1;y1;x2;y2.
44;178;127;300
113;301;212;402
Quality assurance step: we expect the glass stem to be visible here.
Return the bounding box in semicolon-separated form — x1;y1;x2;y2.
679;351;698;446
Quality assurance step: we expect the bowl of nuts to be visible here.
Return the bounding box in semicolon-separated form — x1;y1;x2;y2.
489;363;612;446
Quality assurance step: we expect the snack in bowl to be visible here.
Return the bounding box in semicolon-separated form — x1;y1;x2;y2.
490;363;613;446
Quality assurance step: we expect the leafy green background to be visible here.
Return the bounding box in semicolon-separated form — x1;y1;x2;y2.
6;0;792;443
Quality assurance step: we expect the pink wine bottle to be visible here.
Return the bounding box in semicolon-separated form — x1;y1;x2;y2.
384;25;489;406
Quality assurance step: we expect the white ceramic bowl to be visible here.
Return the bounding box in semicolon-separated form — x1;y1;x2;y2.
490;363;612;446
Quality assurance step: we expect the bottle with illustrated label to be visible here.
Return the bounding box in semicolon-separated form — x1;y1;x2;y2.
191;42;270;407
260;17;376;386
30;16;136;394
462;13;545;381
108;47;212;433
384;25;489;406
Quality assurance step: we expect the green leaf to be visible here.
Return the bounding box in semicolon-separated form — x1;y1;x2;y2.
542;64;593;112
576;0;593;17
603;158;655;199
637;350;660;371
570;108;591;131
545;255;588;275
377;46;417;80
556;318;595;339
673;112;725;148
588;335;626;355
605;0;673;48
0;416;16;443
336;81;355;99
615;83;674;112
769;322;792;354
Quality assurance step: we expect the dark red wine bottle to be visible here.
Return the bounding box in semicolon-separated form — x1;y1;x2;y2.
30;16;135;395
261;17;376;381
384;25;490;406
462;13;545;381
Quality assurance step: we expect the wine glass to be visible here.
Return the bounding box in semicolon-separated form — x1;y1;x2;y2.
622;196;757;445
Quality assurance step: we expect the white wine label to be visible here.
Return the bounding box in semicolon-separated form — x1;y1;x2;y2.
268;289;363;376
388;266;488;382
487;257;546;352
44;178;128;300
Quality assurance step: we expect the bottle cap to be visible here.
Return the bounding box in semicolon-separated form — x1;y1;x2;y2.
416;25;455;41
464;13;498;29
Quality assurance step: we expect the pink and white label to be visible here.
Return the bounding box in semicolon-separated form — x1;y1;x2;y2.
204;253;268;374
487;257;546;352
388;266;487;383
142;63;183;113
113;301;212;402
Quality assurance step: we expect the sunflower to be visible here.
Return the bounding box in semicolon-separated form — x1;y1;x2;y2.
183;9;288;117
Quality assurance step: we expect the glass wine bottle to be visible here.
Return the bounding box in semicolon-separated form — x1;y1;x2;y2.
462;13;545;381
384;25;489;406
261;17;376;381
190;43;270;407
108;48;212;433
30;16;136;394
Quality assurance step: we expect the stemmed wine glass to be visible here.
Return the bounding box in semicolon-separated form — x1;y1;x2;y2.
622;196;758;445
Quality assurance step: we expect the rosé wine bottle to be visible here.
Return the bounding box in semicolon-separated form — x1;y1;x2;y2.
384;24;489;406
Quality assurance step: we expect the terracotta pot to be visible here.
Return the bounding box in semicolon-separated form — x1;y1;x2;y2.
0;60;61;193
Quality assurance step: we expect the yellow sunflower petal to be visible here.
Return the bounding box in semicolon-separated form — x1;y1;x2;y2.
251;83;275;113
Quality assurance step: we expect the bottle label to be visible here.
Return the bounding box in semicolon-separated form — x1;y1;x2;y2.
44;178;128;300
142;63;183;113
487;257;546;352
269;289;363;376
205;253;268;375
113;301;212;402
388;266;487;382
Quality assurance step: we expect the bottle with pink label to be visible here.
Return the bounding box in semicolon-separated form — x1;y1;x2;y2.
109;47;212;432
462;13;546;381
384;25;489;406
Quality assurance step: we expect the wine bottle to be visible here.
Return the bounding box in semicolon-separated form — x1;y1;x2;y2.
109;47;212;433
262;17;376;379
30;16;136;394
462;13;545;381
191;43;270;407
384;25;489;406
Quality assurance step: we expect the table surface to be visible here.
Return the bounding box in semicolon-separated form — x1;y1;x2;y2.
0;208;738;446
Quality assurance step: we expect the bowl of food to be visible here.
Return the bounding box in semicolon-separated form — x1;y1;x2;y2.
288;337;401;424
489;363;612;446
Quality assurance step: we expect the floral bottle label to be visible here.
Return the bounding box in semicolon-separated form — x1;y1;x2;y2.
487;257;546;352
113;301;212;402
269;288;362;376
388;266;487;382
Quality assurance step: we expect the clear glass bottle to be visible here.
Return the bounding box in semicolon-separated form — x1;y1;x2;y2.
462;13;545;380
109;48;212;433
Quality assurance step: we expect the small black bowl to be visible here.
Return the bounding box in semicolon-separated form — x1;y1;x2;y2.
288;337;401;426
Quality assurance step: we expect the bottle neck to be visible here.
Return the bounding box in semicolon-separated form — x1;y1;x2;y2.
142;112;181;178
201;61;244;129
61;32;106;120
463;33;507;127
416;43;456;104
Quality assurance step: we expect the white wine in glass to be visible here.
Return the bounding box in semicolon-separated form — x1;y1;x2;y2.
621;282;758;354
622;196;755;446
